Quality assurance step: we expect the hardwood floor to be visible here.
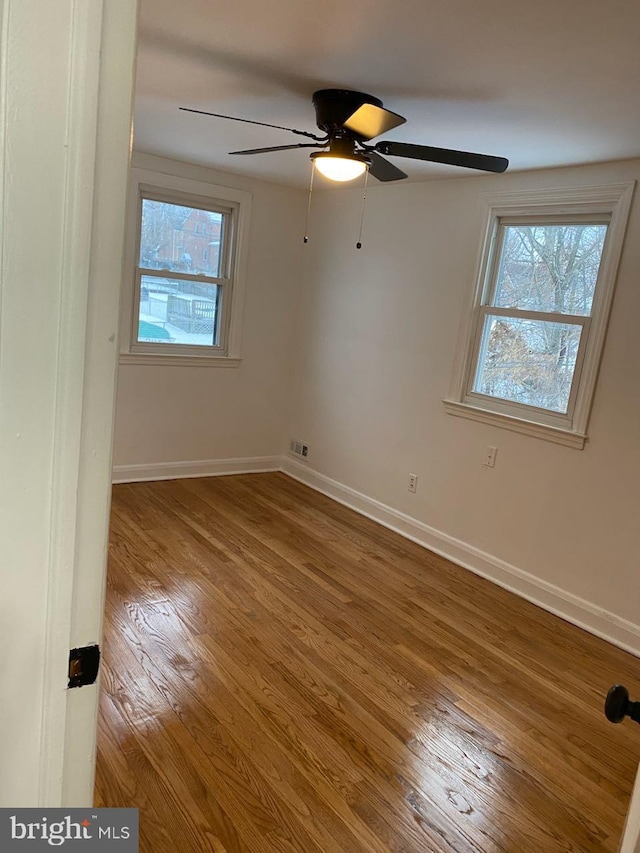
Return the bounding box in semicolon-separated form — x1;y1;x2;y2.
96;473;640;852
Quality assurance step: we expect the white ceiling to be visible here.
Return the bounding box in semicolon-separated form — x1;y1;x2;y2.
134;0;640;188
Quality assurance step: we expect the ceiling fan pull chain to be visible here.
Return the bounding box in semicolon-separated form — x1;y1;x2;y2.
303;162;315;244
356;168;369;249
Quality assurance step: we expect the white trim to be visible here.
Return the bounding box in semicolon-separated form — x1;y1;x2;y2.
112;455;281;484
0;0;7;321
59;0;138;807
571;182;635;431
619;763;640;853
281;458;640;657
38;0;105;806
0;0;136;807
120;167;252;362
447;182;636;443
442;399;587;448
119;353;241;368
481;182;637;213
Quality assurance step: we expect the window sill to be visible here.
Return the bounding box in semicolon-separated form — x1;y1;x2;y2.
442;400;587;449
119;352;241;368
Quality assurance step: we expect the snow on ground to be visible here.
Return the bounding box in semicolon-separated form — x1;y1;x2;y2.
138;311;215;346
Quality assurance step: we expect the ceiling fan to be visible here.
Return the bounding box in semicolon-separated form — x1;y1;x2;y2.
180;89;509;183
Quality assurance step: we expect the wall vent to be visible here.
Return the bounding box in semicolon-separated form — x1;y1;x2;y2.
289;438;309;458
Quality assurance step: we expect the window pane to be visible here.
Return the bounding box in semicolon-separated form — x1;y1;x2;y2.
137;276;220;346
493;224;607;316
473;315;582;413
139;199;224;277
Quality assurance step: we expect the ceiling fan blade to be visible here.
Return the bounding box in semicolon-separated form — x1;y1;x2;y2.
179;107;326;142
229;143;324;155
367;152;408;182
376;141;509;173
343;104;406;141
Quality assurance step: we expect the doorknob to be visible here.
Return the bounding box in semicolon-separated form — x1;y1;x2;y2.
605;685;640;725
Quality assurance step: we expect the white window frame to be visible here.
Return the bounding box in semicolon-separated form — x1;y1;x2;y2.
119;168;252;367
444;183;635;448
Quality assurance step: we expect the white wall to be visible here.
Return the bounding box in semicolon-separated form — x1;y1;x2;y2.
113;153;306;470
287;159;640;639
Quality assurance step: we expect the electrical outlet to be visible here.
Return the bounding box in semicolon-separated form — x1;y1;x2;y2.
290;438;310;459
484;446;498;468
408;473;418;493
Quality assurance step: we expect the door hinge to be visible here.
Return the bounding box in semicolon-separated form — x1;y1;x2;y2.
68;644;101;688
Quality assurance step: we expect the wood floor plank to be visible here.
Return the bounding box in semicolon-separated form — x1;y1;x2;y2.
97;473;640;852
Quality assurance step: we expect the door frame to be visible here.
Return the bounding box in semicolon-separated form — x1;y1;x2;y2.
620;763;640;852
0;0;137;806
43;0;139;807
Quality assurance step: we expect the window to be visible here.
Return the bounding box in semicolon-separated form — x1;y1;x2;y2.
445;183;634;447
121;169;251;366
136;196;227;349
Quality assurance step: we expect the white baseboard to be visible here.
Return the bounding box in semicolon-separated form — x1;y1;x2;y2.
281;457;640;658
112;455;281;484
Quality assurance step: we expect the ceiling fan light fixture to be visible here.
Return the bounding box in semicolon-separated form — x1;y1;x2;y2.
311;152;370;182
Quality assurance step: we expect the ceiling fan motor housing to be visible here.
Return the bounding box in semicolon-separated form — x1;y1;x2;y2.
312;89;383;137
